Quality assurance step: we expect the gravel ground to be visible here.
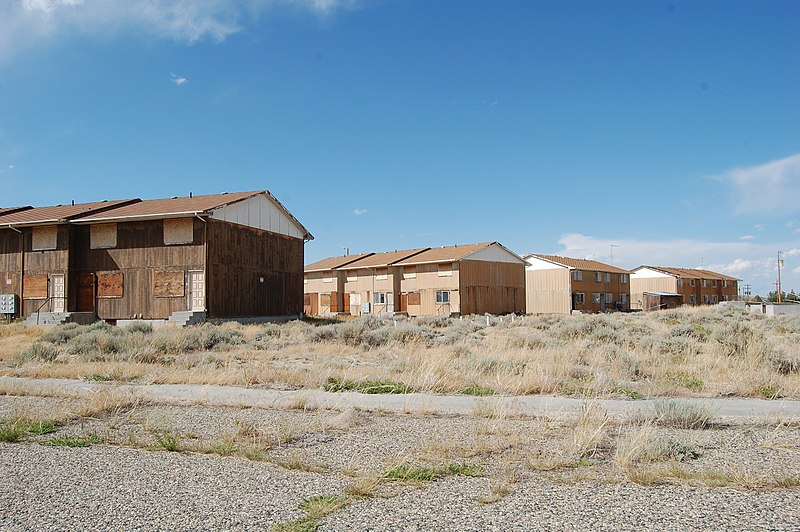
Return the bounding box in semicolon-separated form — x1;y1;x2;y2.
1;394;799;531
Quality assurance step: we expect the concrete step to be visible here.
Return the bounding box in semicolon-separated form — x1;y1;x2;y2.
167;310;205;327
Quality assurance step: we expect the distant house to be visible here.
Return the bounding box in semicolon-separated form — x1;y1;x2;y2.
524;254;631;314
630;266;739;310
0;191;312;325
304;242;526;317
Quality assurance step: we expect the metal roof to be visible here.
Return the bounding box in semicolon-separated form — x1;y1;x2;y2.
0;199;139;226
305;253;374;272
634;265;740;281
526;254;631;274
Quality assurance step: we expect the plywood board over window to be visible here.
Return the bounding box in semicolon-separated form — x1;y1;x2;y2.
23;274;48;299
407;292;421;306
163;218;194;245
91;223;117;249
97;272;124;298
154;270;185;298
32;226;57;251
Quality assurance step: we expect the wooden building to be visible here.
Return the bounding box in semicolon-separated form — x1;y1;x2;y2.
0;191;312;324
630;266;739;310
524;254;631;314
303;252;373;316
304;242;526;317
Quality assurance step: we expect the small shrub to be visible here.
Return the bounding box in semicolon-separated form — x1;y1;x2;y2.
770;352;800;375
41;323;83;345
153;430;181;451
666;371;704;392
298;495;350;519
125;321;154;334
652;400;714;429
209;440;237;456
19;342;59;362
612;387;643;400
446;463;485;477
324;377;412;394
382;464;437;482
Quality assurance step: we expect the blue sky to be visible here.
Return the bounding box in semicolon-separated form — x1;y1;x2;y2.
1;0;799;296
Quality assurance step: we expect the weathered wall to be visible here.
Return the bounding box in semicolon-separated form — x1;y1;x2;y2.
206;218;304;318
400;263;460;316
525;268;571;314
459;260;525;315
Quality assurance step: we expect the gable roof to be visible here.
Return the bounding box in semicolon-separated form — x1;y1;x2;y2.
394;242;525;265
305;253;374;272
526;254;630;274
634;265;740;281
0;199;139;227
76;191;261;222
337;248;429;270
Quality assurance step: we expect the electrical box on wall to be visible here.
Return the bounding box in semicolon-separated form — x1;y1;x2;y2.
0;293;18;315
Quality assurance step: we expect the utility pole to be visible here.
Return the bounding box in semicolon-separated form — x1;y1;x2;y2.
777;250;783;303
610;244;618;264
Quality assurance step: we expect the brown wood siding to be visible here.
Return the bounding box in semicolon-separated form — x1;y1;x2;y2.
0;230;23;316
23;225;70;316
458;260;525;315
206;219;304;318
70;219;205;320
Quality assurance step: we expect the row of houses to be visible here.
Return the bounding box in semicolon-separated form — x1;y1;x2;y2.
1;189;740;324
305;245;740;317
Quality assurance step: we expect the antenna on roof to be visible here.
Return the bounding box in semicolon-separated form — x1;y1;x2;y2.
190;192;192;198
343;247;349;256
71;200;74;206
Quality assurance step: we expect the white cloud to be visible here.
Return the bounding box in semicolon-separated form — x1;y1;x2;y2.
739;235;754;241
714;153;800;215
754;224;765;231
549;233;800;296
0;0;358;61
353;208;367;215
171;73;188;85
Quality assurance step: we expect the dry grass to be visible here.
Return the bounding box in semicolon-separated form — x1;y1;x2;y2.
2;305;799;399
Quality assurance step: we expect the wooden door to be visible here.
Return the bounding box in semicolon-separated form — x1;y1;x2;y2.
77;273;95;312
189;271;205;311
399;293;407;312
50;274;65;313
343;292;350;314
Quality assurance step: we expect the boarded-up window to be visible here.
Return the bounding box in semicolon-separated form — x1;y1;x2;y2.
23;274;48;299
32;226;57;251
375;269;388;281
346;274;357;282
163;219;194;245
154;270;185;297
403;267;416;280
320;293;331;306
303;294;311;305
97;272;124;298
90;223;117;249
407;292;421;306
437;264;453;277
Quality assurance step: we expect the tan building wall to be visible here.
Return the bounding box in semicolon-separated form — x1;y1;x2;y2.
303;271;345;315
399;263;461;317
342;267;399;315
525;268;571;314
631;277;678;310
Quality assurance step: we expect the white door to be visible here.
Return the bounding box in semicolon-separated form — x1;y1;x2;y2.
189;271;205;311
349;293;360;315
387;292;394;313
50;274;65;313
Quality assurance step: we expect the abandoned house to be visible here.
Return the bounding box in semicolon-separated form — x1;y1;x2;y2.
524;254;632;314
0;191;312;325
304;242;526;317
630;266;739;310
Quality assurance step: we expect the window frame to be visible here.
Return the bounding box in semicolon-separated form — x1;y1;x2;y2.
575;293;585;305
435;290;450;304
594;271;602;282
573;270;583;281
374;292;387;305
